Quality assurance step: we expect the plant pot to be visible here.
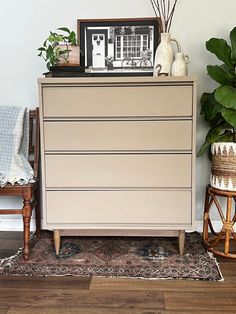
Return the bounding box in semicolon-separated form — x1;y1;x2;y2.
210;142;236;191
57;45;80;66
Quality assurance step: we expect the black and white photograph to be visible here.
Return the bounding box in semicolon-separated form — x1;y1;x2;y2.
78;18;159;76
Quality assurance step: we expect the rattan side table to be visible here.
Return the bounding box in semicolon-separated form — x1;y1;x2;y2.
203;185;236;258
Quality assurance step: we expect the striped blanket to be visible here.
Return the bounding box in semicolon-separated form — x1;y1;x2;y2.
0;106;34;187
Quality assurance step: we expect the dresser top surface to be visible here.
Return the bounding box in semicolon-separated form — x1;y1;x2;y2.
38;76;197;85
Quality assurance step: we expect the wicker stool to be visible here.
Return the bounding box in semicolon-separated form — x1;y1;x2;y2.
203;185;236;258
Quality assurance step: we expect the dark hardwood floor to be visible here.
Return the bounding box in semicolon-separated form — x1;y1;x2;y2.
0;231;236;313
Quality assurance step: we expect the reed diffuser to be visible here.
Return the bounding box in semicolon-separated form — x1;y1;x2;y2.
150;0;180;76
150;0;178;33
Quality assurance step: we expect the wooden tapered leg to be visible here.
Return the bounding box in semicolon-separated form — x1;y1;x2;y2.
54;230;61;256
22;188;33;261
178;230;185;256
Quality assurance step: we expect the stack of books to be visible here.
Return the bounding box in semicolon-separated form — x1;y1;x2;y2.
44;66;86;77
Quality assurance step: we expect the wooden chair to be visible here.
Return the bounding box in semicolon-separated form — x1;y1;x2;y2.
203;184;236;258
0;108;41;260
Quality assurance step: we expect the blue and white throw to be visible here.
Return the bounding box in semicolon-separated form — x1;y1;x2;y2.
0;106;34;187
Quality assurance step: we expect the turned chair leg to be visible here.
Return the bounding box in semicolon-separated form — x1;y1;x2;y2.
22;188;33;261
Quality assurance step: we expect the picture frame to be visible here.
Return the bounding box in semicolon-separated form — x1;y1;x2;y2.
77;18;160;76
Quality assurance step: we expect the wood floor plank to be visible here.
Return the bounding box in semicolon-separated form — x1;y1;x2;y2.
0;289;164;309
0;275;91;290
7;307;164;314
218;262;236;276
164;291;236;311
0;232;22;240
0;240;22;250
90;277;229;292
6;307;234;314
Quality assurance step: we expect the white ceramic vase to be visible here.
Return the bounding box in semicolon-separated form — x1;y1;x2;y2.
171;52;189;76
153;33;180;76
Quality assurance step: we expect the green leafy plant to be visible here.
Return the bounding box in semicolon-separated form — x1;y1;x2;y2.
198;26;236;157
38;27;78;70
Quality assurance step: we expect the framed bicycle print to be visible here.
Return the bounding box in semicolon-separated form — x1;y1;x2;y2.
77;18;160;76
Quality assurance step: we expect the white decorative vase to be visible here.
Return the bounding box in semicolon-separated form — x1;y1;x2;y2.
153;33;180;76
211;142;236;191
171;52;189;76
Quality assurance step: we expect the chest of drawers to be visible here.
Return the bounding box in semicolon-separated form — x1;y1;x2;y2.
38;76;197;255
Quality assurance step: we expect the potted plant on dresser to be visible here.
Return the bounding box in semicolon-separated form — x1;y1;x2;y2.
198;26;236;191
38;27;80;71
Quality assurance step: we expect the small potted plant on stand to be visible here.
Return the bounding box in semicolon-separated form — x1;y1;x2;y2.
38;27;80;73
198;26;236;191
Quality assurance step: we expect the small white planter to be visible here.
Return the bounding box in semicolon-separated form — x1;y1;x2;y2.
210;142;236;191
57;45;80;66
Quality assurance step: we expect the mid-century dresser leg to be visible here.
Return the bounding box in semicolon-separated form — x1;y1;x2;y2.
53;229;61;256
178;230;185;256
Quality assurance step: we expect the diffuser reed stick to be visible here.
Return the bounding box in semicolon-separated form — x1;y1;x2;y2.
150;0;178;33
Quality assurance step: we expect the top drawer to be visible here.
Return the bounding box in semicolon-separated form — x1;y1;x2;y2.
42;85;193;118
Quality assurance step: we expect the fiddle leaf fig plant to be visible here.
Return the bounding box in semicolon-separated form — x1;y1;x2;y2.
197;26;236;157
38;27;78;70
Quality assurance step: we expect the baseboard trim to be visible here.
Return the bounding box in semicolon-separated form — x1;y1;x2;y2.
0;218;36;231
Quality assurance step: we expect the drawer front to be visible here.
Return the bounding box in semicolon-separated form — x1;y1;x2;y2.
46;190;192;224
44;120;192;151
43;85;192;117
45;154;191;188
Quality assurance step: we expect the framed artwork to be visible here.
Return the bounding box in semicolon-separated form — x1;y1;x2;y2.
77;18;159;76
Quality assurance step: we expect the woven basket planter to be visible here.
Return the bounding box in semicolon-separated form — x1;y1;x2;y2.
57;45;80;66
210;142;236;191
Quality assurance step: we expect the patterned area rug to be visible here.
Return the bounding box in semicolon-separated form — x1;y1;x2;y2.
0;232;223;281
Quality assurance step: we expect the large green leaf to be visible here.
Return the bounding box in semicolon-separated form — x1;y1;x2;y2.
222;107;236;128
215;86;236;109
215;130;234;143
68;31;77;45
57;27;70;34
230;26;236;61
46;45;53;59
206;38;233;69
207;65;234;85
197;141;212;157
197;124;232;157
200;92;222;122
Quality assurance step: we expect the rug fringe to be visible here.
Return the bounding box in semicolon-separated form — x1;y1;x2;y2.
0;246;23;270
207;251;224;282
0;233;35;272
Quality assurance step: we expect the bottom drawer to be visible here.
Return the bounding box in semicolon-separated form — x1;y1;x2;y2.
46;190;192;225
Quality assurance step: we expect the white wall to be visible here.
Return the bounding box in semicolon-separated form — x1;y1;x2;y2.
0;0;235;230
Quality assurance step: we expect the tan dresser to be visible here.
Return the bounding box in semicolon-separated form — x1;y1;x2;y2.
38;76;197;255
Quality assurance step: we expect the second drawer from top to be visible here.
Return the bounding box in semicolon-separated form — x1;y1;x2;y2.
44;120;192;152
